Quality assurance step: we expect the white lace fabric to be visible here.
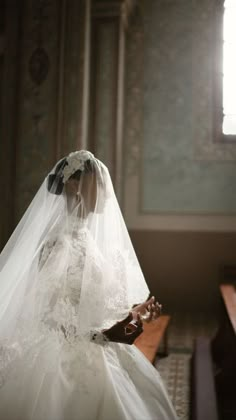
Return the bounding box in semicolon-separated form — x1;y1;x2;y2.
36;220;102;344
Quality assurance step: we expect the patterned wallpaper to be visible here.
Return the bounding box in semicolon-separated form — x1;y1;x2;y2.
125;0;236;215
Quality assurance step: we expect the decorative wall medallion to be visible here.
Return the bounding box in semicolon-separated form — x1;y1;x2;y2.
29;47;50;85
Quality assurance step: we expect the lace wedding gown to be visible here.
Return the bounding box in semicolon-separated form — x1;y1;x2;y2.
0;218;177;420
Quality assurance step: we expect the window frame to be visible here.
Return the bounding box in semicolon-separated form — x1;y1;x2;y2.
213;0;236;143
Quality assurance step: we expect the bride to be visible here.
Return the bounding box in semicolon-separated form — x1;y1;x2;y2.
0;150;177;420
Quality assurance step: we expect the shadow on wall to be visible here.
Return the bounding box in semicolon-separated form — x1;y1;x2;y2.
129;230;236;314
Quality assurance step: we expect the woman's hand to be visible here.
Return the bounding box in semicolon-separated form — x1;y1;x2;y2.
103;312;143;345
132;296;162;323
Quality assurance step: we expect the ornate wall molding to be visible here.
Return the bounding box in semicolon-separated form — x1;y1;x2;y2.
121;0;138;29
89;18;119;181
0;0;21;247
29;47;50;85
15;0;62;220
88;0;134;202
123;7;144;177
92;0;138;28
54;0;87;157
0;36;4;55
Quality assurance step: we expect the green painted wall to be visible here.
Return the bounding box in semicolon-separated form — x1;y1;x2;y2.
140;0;236;214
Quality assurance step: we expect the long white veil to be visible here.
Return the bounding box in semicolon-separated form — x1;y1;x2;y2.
0;150;149;387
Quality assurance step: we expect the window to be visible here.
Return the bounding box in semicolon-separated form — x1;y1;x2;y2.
222;0;236;135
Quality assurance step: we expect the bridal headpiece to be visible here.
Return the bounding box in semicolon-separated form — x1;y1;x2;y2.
47;150;96;195
62;150;95;183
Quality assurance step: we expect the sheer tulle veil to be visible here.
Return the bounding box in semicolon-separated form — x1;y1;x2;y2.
0;150;149;377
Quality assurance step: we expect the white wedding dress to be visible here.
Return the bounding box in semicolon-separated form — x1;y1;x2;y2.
0;217;177;420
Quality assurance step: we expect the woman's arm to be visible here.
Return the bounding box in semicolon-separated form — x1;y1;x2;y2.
90;296;162;346
91;312;143;345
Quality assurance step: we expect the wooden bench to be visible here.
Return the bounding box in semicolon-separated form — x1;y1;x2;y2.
191;337;219;420
134;314;171;364
210;284;236;418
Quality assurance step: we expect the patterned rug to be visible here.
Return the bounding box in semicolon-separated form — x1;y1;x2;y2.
155;312;218;420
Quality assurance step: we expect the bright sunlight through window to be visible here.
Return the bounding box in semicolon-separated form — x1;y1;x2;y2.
223;0;236;135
